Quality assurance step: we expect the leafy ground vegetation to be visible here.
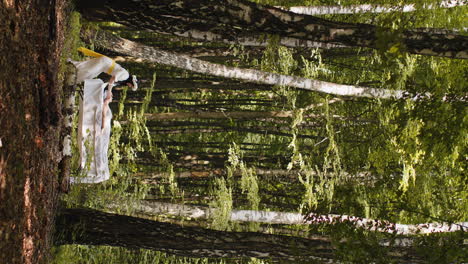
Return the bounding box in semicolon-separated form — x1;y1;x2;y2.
1;0;467;263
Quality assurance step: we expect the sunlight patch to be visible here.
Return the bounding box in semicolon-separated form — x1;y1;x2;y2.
23;176;34;264
4;0;14;8
22;235;34;264
0;156;6;199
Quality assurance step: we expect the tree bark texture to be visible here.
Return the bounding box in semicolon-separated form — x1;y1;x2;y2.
149;126;322;139
77;0;468;58
284;0;467;15
88;30;406;99
55;208;336;261
133;169;375;184
143;109;346;121
107;201;468;235
133;168;302;179
144;111;294;120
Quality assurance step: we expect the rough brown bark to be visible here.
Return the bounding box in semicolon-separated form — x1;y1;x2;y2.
77;0;468;58
56;208;428;262
0;1;66;263
55;208;336;260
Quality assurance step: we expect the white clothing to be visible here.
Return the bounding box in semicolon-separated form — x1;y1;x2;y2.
70;56;129;84
71;79;112;184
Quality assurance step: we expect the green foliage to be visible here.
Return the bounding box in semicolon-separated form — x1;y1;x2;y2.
250;0;316;7
160;157;178;197
116;86;128;117
298;166;317;210
56;3;468;262
227;143;261;210
52;246;231;264
415;232;468;263
140;72;156;116
301;49;331;80
329;226;390;263
260;38;297;76
392;117;425;191
259;37;299;107
239;163;260;210
210;177;233;230
287;109;304;170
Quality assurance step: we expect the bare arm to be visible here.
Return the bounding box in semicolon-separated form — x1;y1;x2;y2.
101;76;116;130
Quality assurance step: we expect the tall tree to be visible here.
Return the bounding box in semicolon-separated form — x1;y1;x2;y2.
108;201;468;235
283;1;467;15
143;110;326;120
55;208;336;261
55;208;427;262
89;30;407;99
77;0;468;58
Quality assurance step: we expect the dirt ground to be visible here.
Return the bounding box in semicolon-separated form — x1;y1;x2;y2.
0;0;67;263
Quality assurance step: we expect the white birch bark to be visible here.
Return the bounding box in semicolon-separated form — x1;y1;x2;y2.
81;1;468;58
305;213;468;235
176;30;346;49
143;111;333;121
284;0;467;15
94;31;406;99
133;169;374;183
119;201;467;235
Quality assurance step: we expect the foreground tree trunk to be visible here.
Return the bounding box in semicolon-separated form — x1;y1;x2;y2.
56;208;429;262
77;0;468;58
89;30;406;99
55;208;336;261
283;0;467;15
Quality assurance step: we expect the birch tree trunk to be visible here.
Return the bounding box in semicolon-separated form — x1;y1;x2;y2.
304;213;468;235
133;169;374;183
150;126;322;139
133;168;302;179
283;0;467;15
55;208;337;261
77;0;468;58
144;111;297;120
120;201;468;236
140;99;342;121
89;30;406;99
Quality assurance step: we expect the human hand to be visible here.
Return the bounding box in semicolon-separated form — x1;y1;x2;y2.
109;75;116;85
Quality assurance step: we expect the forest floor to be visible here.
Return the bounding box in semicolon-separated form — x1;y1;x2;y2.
0;1;69;263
